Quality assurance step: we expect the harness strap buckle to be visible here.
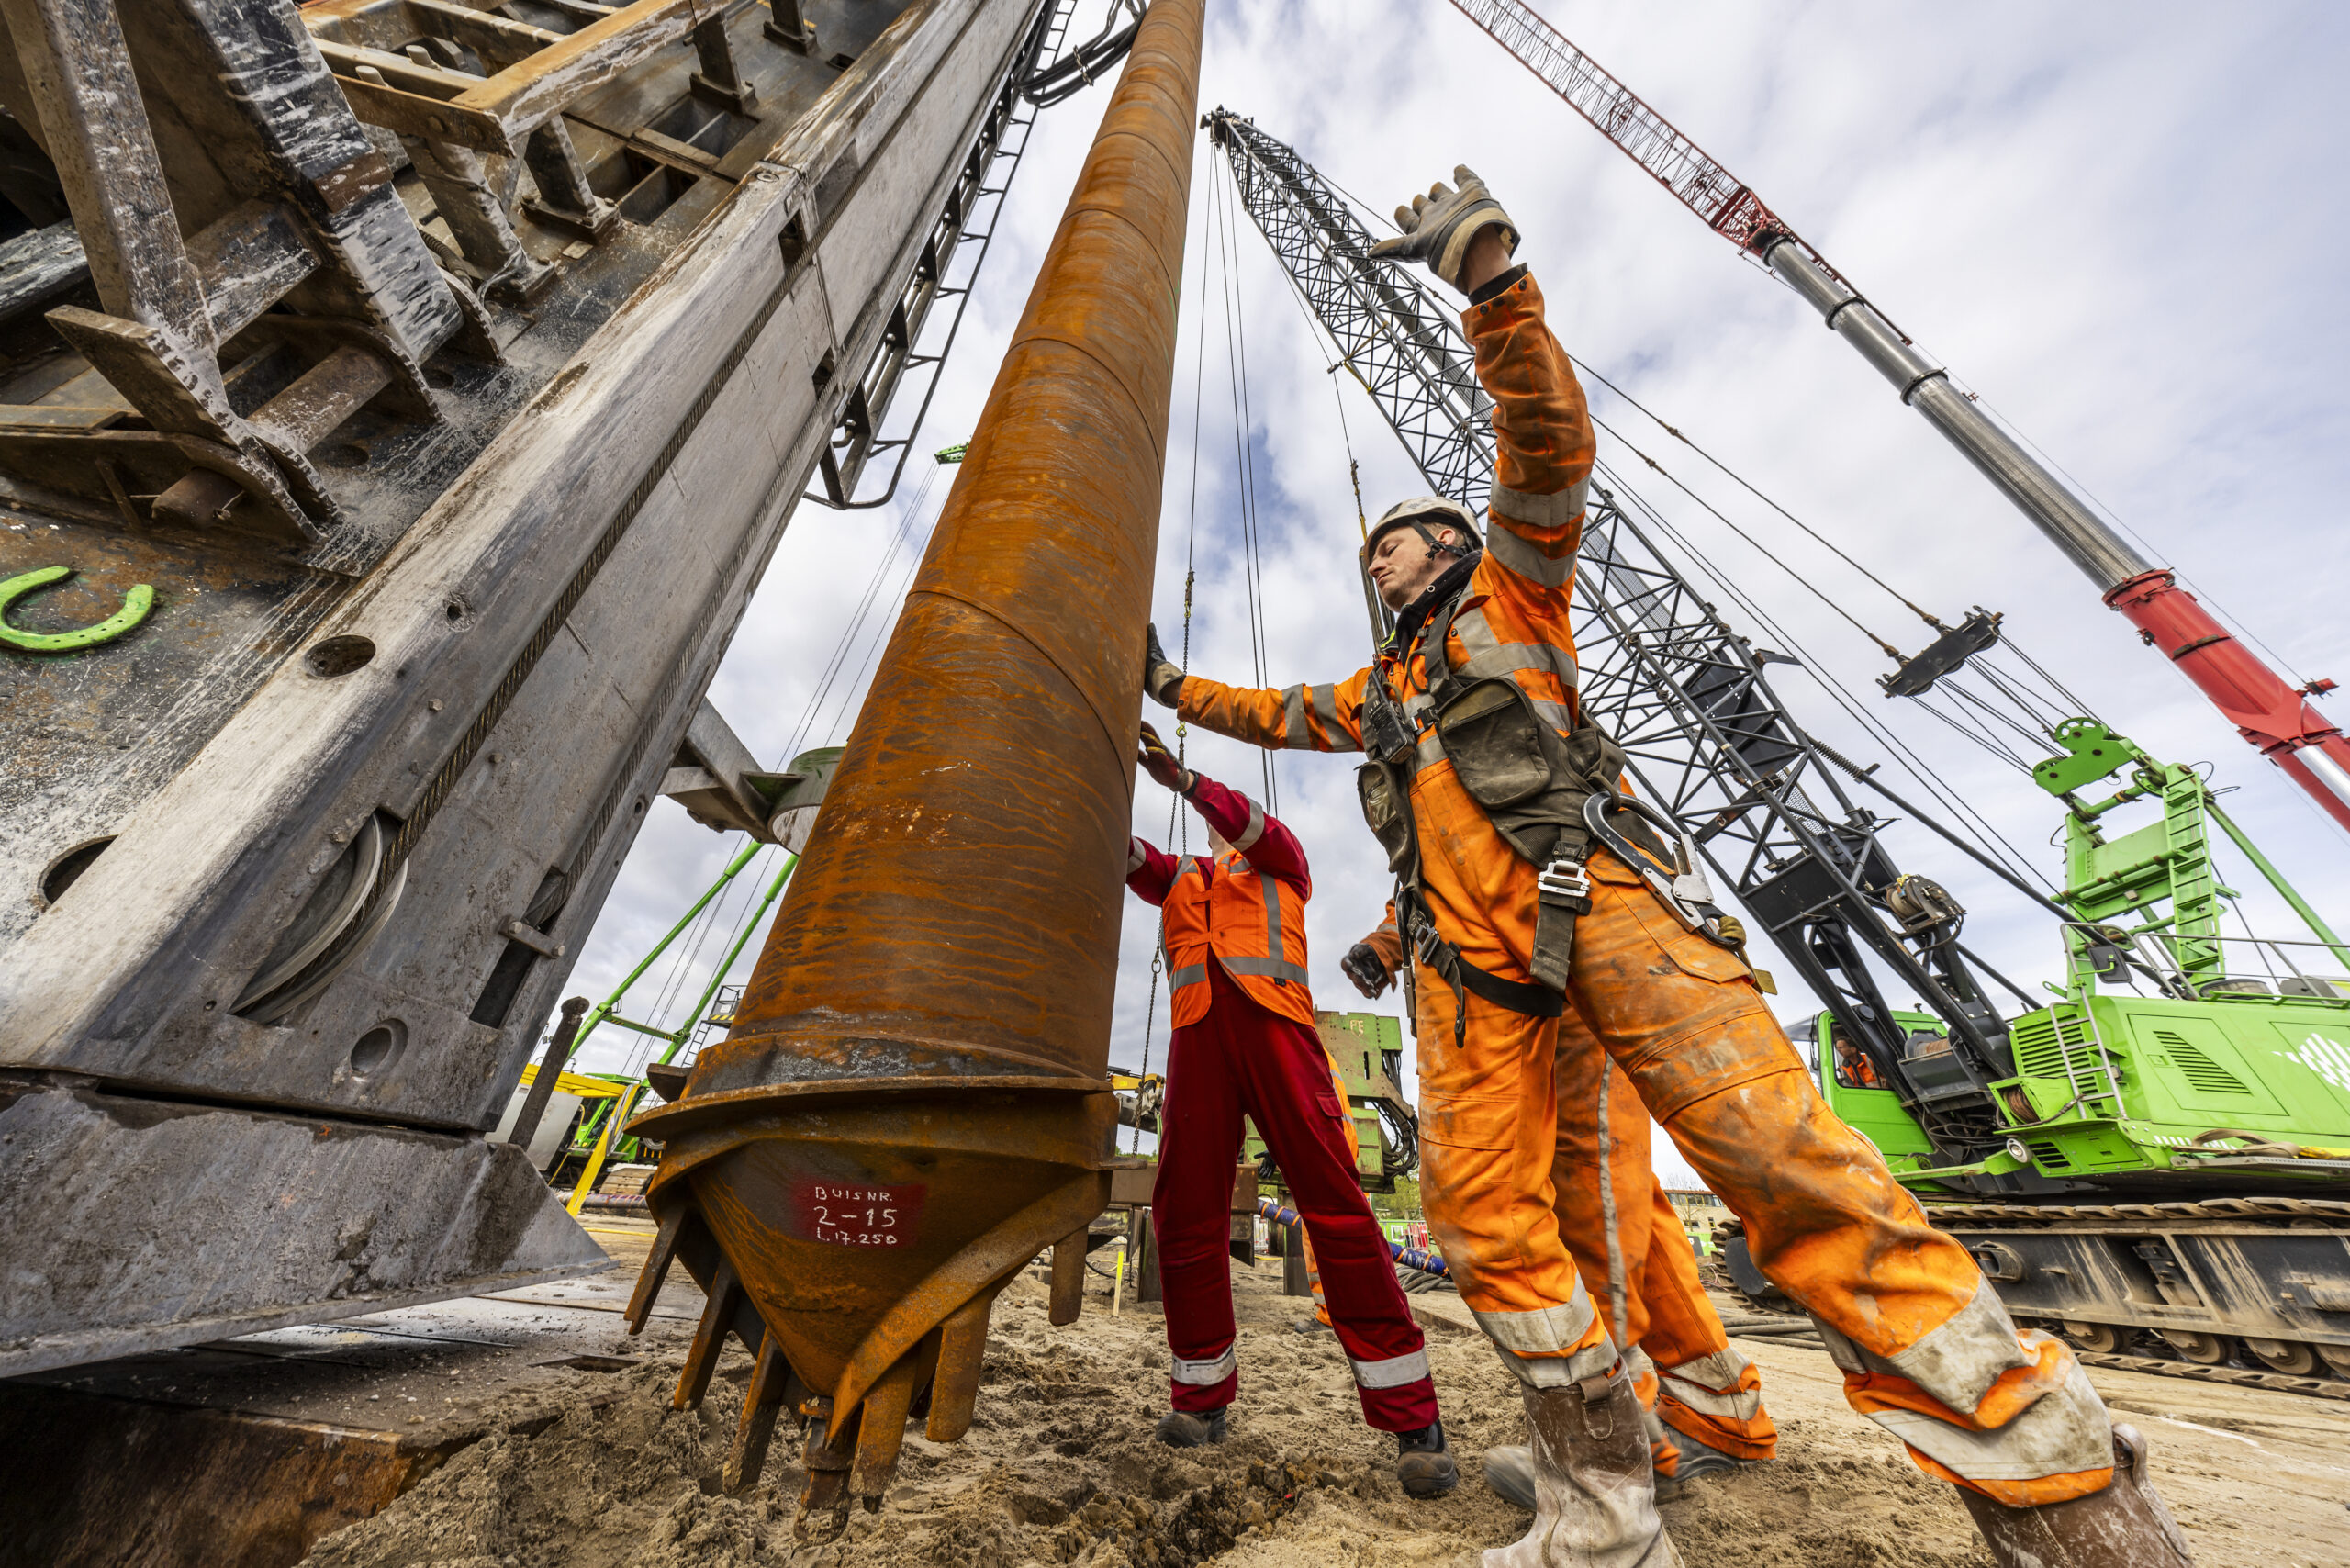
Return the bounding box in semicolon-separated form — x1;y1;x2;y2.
1536;857;1590;903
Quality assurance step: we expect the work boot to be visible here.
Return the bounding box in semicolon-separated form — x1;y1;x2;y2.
1658;1428;1753;1484
1483;1368;1681;1568
1483;1438;1733;1512
1481;1443;1537;1510
1155;1406;1228;1447
1398;1417;1459;1498
1957;1425;2193;1567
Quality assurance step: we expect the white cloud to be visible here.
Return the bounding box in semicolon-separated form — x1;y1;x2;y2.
565;0;2350;1194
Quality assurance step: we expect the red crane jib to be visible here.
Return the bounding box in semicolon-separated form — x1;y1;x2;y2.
2105;571;2350;825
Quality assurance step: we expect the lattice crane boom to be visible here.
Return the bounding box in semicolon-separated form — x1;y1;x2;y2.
1447;0;2350;833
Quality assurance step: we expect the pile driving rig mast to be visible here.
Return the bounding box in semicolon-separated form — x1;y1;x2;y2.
0;0;1081;1375
1205;111;2031;1174
1446;0;2350;833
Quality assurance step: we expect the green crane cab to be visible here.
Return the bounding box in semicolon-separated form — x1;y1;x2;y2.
1806;718;2350;1198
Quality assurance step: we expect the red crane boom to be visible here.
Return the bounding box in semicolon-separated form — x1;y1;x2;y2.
1448;0;2350;832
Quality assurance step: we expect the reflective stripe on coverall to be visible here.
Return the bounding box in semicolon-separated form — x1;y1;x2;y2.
1173;268;2113;1507
1302;1047;1360;1329
1129;777;1438;1433
1555;1021;1776;1471
1370;911;1779;1471
1154;828;1315;1031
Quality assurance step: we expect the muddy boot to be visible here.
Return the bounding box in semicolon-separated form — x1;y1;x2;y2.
1155;1406;1228;1447
1482;1443;1536;1509
1398;1417;1459;1498
1485;1437;1717;1511
1658;1428;1757;1484
1957;1425;2191;1567
1483;1368;1681;1568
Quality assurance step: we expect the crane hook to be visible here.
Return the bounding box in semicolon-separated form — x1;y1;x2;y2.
0;566;155;654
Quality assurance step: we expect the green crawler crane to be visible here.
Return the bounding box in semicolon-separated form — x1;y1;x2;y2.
1772;719;2350;1378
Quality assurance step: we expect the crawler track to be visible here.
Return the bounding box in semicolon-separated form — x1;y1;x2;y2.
1720;1195;2350;1404
1721;1306;2350;1401
2065;1350;2350;1401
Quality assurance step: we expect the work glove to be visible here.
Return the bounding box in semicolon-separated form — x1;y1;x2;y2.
1340;921;1405;998
1367;166;1518;293
1137;721;1194;795
1142;622;1185;709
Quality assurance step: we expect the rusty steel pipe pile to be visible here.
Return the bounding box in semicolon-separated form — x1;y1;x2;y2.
622;0;1203;1534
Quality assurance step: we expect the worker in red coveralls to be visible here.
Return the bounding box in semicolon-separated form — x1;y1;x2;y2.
1125;721;1458;1498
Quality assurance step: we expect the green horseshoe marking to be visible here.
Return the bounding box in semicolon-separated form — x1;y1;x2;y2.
0;566;156;654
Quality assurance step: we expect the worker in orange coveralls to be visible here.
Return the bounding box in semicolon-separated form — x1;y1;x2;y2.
1124;722;1458;1499
1139;166;2190;1568
1341;913;1778;1501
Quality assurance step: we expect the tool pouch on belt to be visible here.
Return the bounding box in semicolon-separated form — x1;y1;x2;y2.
1357;668;1421;878
1434;676;1631;990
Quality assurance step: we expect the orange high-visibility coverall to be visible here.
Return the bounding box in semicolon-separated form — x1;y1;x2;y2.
1557;1036;1775;1471
1370;909;1777;1471
1173;267;2115;1507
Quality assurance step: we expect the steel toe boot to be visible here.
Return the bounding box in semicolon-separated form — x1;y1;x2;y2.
1483;1422;1760;1512
1657;1428;1751;1484
1398;1417;1460;1498
1154;1406;1228;1447
1957;1425;2193;1567
1483;1367;1682;1568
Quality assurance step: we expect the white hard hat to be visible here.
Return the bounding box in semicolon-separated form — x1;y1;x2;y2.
1360;495;1483;568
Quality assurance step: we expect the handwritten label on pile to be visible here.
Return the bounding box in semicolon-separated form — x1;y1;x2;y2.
792;1180;924;1247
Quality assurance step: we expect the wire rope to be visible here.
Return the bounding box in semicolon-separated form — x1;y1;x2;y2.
1314;132;2044;889
1211;162;1280;813
1959;384;2314;687
1585;409;1905;659
636;847;768;1069
1626;481;2052;891
1572;356;1947;632
1133;157;1221;1154
636;861;734;1032
1309;162;2107;802
816;475;953;743
1595;454;2054;890
783;461;946;761
1296;159;2074;914
1581;432;2046;884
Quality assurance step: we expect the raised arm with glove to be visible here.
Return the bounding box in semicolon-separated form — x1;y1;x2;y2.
1147;164;2188;1568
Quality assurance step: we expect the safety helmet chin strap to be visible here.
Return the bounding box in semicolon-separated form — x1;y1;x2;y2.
1361;493;1484;572
1408;519;1474;559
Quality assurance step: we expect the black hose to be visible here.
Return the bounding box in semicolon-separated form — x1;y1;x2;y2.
1023;1;1142;106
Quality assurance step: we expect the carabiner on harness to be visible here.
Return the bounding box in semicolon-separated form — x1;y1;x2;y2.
1581;792;1739;949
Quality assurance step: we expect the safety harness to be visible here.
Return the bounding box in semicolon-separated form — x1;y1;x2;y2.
1357;554;1737;1044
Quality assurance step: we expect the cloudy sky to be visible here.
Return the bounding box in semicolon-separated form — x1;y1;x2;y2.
562;0;2350;1187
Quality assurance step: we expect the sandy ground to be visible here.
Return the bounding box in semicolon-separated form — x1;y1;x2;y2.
300;1225;2350;1568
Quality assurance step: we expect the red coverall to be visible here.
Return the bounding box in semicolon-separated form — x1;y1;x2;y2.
1126;773;1439;1433
1173;268;2115;1507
